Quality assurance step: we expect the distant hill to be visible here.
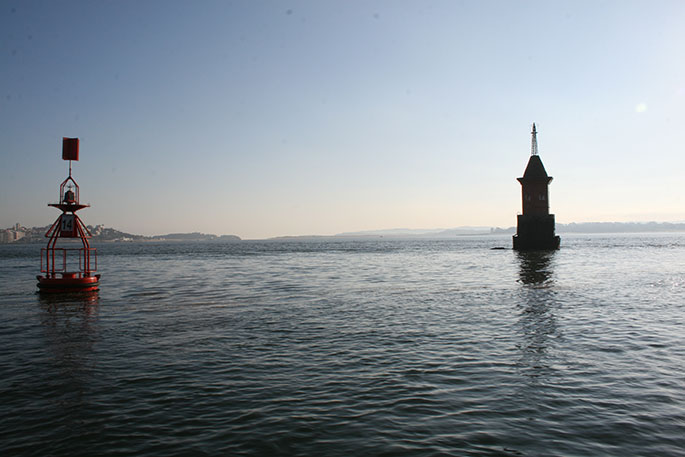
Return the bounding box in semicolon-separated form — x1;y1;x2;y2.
481;222;685;235
557;221;685;233
269;227;509;241
268;222;685;241
0;225;241;244
150;232;241;242
335;227;493;237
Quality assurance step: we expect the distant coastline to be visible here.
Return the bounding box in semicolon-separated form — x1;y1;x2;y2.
269;222;685;241
0;225;241;244
4;221;685;244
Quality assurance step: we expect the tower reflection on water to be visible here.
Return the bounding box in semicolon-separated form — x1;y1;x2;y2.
517;250;556;287
515;251;561;380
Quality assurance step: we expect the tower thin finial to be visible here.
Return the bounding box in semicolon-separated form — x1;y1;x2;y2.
531;123;538;156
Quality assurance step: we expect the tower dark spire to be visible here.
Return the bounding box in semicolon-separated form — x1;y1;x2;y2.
531;123;538;156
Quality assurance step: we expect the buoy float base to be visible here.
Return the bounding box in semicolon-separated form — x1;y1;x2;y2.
36;274;101;293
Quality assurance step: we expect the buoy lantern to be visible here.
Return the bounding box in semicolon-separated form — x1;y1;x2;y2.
37;138;100;293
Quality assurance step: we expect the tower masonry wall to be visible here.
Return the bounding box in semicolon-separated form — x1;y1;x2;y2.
513;214;560;250
521;181;550;215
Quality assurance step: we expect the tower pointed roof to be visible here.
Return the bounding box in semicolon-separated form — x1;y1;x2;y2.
521;155;550;180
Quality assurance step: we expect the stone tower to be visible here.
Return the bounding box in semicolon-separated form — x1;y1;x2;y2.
512;124;560;250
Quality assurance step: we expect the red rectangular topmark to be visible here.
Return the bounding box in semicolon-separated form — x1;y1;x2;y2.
62;137;79;161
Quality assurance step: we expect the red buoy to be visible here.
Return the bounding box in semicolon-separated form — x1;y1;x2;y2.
37;138;100;293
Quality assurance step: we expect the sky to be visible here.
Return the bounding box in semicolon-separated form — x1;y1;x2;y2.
2;0;685;239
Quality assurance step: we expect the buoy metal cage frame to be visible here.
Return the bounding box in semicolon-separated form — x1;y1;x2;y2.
40;246;97;279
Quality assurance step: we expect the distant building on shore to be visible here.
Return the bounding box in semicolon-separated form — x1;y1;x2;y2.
0;224;26;243
512;124;560;250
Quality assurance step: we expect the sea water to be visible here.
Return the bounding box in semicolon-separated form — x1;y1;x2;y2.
1;234;684;456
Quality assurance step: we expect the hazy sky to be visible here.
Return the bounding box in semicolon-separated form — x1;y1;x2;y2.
2;0;685;239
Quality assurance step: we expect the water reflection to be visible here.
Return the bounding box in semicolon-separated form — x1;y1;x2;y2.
517;250;555;287
37;292;100;407
515;251;560;381
38;290;100;313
